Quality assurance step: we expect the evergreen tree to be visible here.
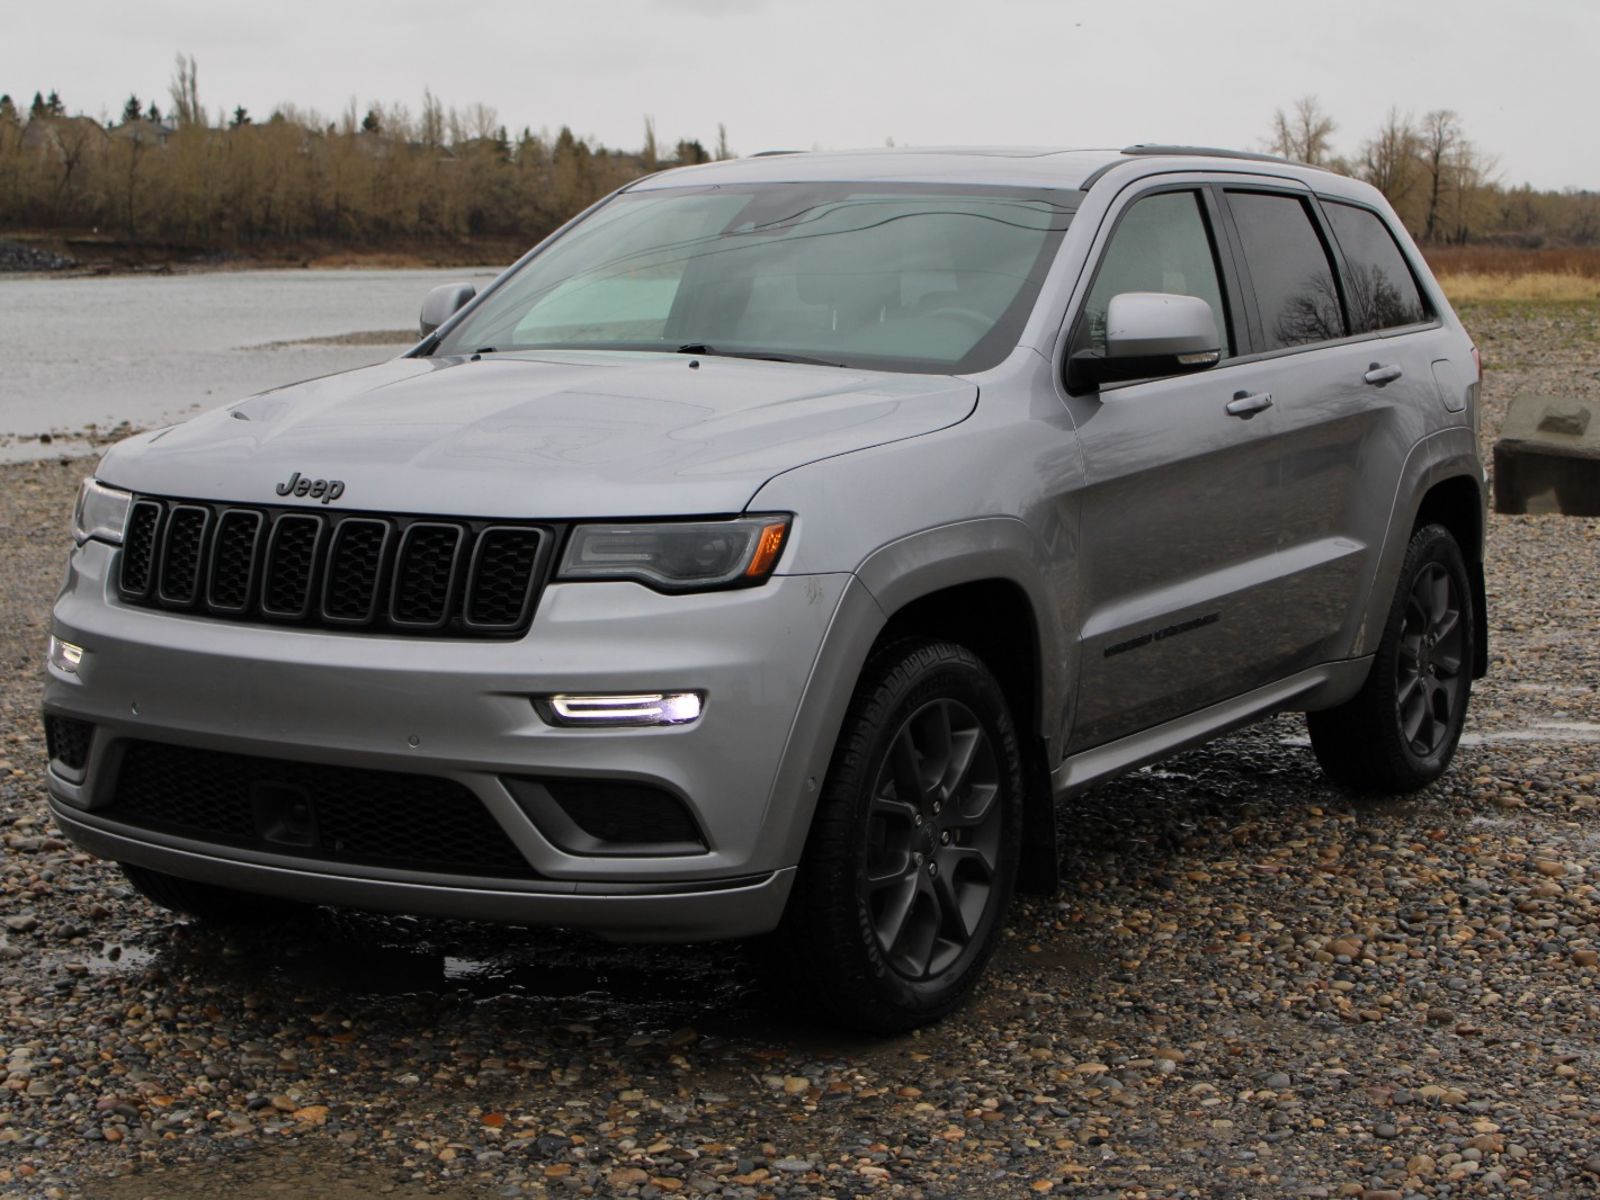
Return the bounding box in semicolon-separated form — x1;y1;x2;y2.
361;107;381;134
45;90;64;116
122;95;143;123
230;105;251;127
146;101;161;123
30;92;46;118
0;95;15;124
674;138;710;165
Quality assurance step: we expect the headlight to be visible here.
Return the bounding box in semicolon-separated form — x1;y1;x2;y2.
557;515;790;592
72;479;133;545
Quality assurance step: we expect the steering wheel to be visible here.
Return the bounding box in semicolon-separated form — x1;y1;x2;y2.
921;306;994;333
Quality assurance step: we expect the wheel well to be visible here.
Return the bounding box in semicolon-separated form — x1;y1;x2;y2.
1413;474;1489;678
874;580;1058;893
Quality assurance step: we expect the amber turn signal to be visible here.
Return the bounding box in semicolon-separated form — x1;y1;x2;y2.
745;520;789;578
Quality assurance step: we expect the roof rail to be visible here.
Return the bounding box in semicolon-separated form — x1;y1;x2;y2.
1081;144;1331;191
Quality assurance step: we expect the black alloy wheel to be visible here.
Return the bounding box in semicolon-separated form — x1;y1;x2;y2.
864;697;1005;981
1396;559;1469;757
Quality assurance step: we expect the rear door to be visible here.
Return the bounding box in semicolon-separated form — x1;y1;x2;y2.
1213;186;1439;670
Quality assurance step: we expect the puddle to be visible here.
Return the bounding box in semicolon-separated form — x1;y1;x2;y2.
1461;721;1600;745
124;914;766;1031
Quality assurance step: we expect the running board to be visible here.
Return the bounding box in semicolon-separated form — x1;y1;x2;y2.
1051;658;1372;797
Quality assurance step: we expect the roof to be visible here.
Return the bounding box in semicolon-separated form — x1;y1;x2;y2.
627;145;1334;194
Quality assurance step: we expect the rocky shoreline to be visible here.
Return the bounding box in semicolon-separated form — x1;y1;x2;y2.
0;302;1597;1198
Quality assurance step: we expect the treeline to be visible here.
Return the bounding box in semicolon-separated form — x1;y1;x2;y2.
0;57;727;251
1265;96;1599;248
2;60;1596;256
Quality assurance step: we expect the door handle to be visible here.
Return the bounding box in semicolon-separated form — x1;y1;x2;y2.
1225;390;1273;418
1364;363;1403;386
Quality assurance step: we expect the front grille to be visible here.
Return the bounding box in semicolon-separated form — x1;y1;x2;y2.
109;741;540;879
44;715;94;771
116;495;556;638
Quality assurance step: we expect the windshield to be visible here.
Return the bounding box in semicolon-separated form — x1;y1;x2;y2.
434;182;1076;373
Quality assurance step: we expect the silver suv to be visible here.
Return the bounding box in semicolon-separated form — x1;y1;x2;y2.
43;146;1486;1029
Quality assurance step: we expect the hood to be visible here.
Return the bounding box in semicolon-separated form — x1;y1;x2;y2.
98;350;977;517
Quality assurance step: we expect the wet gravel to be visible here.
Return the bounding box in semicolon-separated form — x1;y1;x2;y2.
2;302;1599;1198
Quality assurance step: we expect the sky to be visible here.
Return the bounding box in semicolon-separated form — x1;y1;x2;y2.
5;0;1594;191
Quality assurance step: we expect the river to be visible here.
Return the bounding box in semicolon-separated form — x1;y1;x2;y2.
0;267;503;463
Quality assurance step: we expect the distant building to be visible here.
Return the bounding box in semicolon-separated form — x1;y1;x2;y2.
109;118;175;147
20;114;109;156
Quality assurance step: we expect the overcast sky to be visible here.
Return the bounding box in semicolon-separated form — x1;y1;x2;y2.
5;0;1593;191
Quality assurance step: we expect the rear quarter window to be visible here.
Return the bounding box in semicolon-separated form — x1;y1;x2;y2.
1226;191;1346;351
1323;201;1429;333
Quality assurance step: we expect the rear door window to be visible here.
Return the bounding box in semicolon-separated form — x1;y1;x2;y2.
1323;201;1429;332
1225;191;1346;351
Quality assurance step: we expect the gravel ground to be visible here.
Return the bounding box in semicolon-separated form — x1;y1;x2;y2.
2;301;1599;1199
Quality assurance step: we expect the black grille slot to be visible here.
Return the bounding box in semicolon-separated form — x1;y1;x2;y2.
157;505;210;606
207;509;263;612
322;519;389;624
120;501;162;597
115;495;553;638
391;524;462;628
261;514;325;618
504;776;706;856
465;527;545;630
44;715;93;772
110;740;539;878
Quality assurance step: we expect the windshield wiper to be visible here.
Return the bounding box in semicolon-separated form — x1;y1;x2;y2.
676;343;843;368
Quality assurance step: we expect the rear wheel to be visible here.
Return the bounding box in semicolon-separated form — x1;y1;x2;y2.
769;639;1023;1032
120;863;309;925
1308;523;1475;792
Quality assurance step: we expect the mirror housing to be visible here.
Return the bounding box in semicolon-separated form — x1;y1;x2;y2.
1068;292;1221;391
419;282;477;338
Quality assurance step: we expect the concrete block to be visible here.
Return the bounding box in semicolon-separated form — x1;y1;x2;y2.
1493;396;1600;515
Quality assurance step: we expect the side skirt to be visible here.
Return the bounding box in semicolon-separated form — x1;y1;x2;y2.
1051;658;1373;797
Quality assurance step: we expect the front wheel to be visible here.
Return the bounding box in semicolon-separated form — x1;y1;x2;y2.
768;639;1024;1032
1308;523;1475;793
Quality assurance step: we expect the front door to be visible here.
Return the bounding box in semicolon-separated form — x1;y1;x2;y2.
1061;184;1296;750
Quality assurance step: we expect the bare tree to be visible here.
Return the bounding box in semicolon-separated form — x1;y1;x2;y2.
419;88;444;148
1358;107;1419;210
167;53;204;127
1418;109;1462;243
642;115;658;171
1268;95;1337;165
715;122;731;161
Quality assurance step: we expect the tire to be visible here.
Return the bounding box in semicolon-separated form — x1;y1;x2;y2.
1308;523;1475;793
120;863;309;925
768;638;1024;1032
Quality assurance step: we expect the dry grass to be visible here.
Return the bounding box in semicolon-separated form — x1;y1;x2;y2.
1423;246;1600;278
1438;271;1600;303
1425;246;1600;303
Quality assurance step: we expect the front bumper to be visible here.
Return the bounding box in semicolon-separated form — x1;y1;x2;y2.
51;799;796;940
45;538;872;939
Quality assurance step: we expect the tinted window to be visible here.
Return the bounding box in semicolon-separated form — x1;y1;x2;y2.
1227;192;1345;350
1324;201;1428;332
1075;191;1229;357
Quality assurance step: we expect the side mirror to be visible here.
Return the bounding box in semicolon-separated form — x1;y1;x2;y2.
1068;292;1221;391
419;282;477;338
